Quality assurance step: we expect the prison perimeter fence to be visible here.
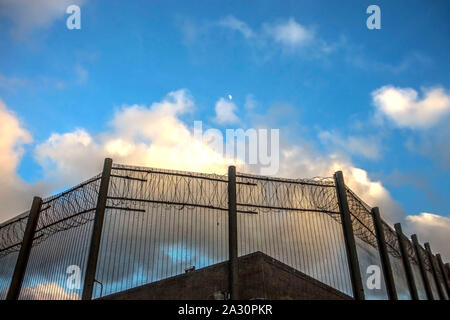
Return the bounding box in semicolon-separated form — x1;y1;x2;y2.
0;159;449;300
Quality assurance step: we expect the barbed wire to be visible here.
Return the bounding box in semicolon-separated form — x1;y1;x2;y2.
417;244;432;272
0;175;101;257
235;173;340;215
108;164;229;210
0;211;29;258
345;188;378;250
381;221;402;259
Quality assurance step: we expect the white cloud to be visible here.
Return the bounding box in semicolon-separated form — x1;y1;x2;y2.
405;213;450;261
273;142;404;223
34;90;235;187
318;130;381;160
213;97;240;124
217;15;254;39
263;18;313;48
211;16;330;56
0;99;40;218
19;282;79;300
1;90;449;261
372;86;450;129
0;0;86;38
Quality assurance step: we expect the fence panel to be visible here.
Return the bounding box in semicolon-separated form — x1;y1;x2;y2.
0;212;29;299
235;173;353;297
404;242;428;300
416;245;440;299
15;176;101;300
1;163;449;300
431;255;448;300
346;189;388;300
382;222;411;299
93;165;229;298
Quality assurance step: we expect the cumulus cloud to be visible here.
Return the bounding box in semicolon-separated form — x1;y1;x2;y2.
0;90;448;261
273;141;404;223
0;99;43;218
263;18;313;48
213;97;240;124
19;282;79;300
34;90;235;187
405;213;450;260
318;130;382;160
372;86;450;129
0;0;86;38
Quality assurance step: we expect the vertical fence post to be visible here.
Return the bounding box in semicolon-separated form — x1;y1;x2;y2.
227;166;238;300
82;158;113;300
424;243;445;300
371;207;397;300
411;234;433;300
394;223;419;300
436;254;450;298
333;171;365;300
6;196;43;300
446;263;450;283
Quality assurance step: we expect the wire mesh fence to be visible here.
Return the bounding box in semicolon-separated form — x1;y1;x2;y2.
12;175;101;300
345;188;388;300
0;161;448;300
381;222;411;299
235;173;352;297
93;165;229;298
0;211;29;299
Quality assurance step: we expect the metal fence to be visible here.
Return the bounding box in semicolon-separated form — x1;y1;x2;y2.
0;158;449;300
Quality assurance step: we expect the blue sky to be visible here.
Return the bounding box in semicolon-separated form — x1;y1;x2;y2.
0;0;449;252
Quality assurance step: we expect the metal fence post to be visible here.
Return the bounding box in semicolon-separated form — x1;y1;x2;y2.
228;165;238;300
446;263;450;283
6;196;43;300
394;223;419;300
82;158;113;300
333;171;365;300
436;254;450;298
411;234;433;300
371;207;397;300
424;243;445;300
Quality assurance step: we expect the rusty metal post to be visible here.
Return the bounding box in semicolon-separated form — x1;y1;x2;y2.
6;196;43;300
82;158;113;300
334;171;365;300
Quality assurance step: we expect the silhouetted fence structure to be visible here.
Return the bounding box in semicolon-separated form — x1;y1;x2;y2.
0;159;449;300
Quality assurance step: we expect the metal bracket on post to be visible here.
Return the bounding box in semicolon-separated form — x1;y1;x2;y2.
6;197;43;300
228;166;238;300
371;207;397;300
411;234;433;300
394;223;419;300
82;158;113;300
436;254;450;298
424;243;445;300
333;171;365;300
